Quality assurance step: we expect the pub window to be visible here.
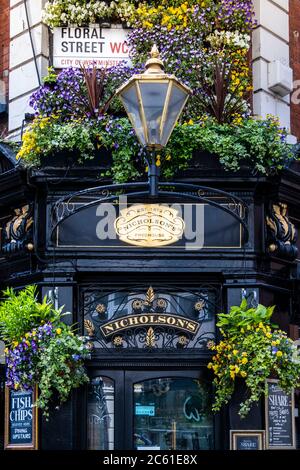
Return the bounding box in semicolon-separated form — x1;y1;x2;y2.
134;377;214;450
87;377;114;450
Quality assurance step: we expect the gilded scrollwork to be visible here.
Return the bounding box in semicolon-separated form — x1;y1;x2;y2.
1;204;34;254
266;202;298;260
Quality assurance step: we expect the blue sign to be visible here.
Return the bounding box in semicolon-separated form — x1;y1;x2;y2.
135;405;155;416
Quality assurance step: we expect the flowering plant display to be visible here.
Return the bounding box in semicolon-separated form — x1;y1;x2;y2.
208;299;300;418
15;0;296;178
16;62;294;180
0;286;90;418
43;0;137;28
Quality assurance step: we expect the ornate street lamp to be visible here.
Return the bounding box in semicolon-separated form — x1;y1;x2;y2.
116;45;191;195
116;45;191;150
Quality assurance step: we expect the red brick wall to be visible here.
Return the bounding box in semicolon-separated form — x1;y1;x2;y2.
290;0;300;140
0;0;9;136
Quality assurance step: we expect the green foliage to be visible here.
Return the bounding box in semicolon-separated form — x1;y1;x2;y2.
208;301;300;418
216;298;276;335
0;285;61;345
163;116;294;176
17;114;295;182
1;286;90;418
35;326;89;418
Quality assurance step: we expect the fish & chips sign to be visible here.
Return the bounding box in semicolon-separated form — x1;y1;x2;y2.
53;24;130;68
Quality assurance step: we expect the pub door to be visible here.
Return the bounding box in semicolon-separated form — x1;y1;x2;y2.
86;369;215;451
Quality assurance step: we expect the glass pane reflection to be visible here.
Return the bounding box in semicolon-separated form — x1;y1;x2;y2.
134;377;214;450
87;377;114;450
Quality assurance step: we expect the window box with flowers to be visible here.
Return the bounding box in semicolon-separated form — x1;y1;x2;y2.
208;299;300;418
0;286;90;419
13;0;298;180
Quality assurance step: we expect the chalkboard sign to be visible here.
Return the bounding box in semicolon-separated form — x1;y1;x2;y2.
4;386;38;449
230;431;265;450
265;379;296;449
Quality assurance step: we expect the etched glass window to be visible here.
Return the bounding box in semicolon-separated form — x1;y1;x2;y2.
87;377;114;450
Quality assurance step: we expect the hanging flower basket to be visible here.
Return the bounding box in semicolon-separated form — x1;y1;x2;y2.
0;286;90;419
208;300;300;418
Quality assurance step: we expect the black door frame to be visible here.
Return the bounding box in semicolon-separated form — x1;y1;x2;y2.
85;366;221;450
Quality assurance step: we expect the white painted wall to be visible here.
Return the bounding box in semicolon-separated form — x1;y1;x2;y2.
252;0;295;141
8;0;49;139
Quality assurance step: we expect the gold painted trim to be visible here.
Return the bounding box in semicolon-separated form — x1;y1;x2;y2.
4;385;38;450
230;430;265;450
265;379;296;450
56;202;243;249
160;80;172;139
135;80;149;144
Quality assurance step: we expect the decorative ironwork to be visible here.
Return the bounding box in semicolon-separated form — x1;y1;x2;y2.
145;286;155;306
112;336;123;347
1;204;34;255
194;300;205;312
50;180;249;244
96;304;106;315
84;319;95;337
145;327;155;348
266;202;298;260
177;335;189;348
81;284;219;352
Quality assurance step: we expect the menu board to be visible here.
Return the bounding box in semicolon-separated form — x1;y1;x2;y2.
4;386;38;449
230;431;265;450
265;379;295;449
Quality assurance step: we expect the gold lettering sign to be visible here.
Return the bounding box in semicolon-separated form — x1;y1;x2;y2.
114;204;185;247
100;313;199;338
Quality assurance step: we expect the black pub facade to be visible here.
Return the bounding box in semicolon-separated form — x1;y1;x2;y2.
0;143;300;450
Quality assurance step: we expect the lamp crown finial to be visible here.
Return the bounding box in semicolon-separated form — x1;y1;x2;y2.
151;44;160;59
145;44;164;74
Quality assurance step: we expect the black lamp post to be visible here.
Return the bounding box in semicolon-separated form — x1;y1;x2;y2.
116;45;191;196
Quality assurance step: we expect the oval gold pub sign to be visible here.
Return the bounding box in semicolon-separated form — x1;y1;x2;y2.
114;204;185;247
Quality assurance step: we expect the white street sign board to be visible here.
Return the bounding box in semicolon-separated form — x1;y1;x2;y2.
53;25;131;68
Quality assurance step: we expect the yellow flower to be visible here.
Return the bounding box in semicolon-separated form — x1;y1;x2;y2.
241;371;247;378
247;325;251;330
227;354;232;359
166;154;171;161
235;366;240;373
207;362;213;369
32;330;36;336
259;322;264;328
25;332;31;338
233;349;238;355
276;350;283;357
230;371;235;380
242;352;247;357
13;341;18;348
56;328;62;335
4;348;8;354
241;357;248;364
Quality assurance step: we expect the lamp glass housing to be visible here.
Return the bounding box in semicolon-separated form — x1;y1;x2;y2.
118;75;190;149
